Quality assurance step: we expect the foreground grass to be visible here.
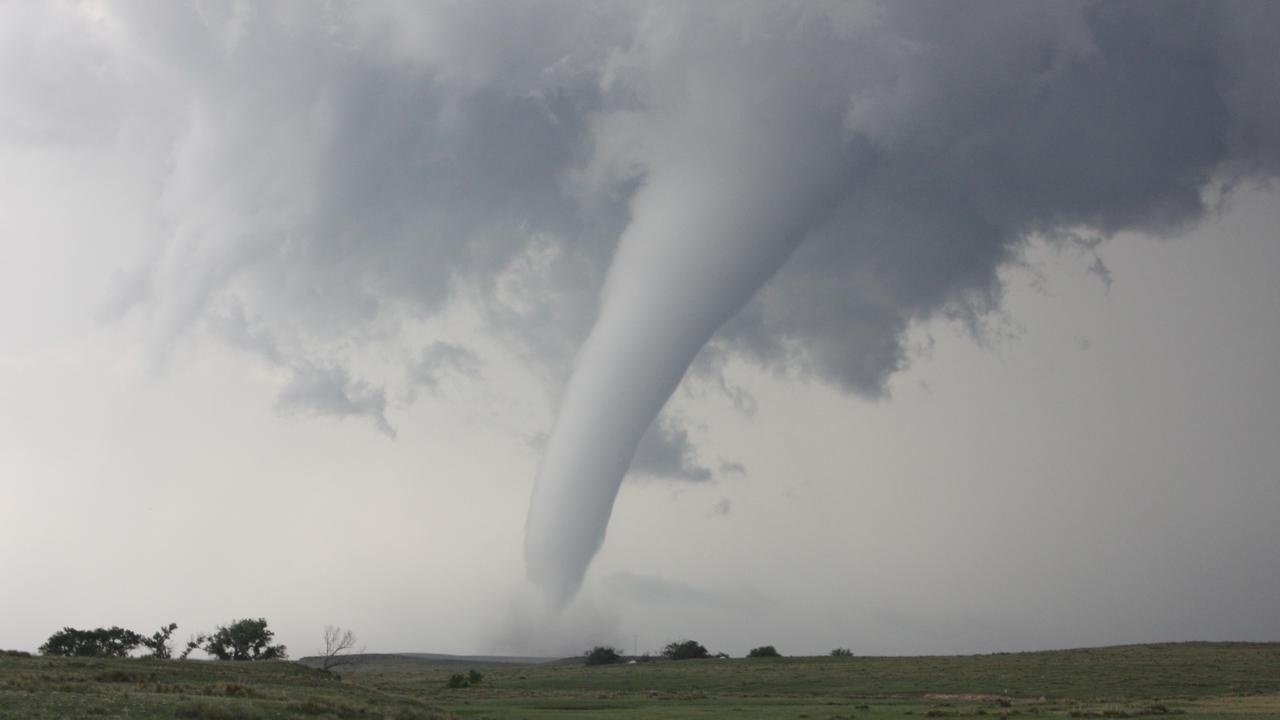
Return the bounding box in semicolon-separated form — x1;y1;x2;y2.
0;653;450;719
355;643;1280;720
2;643;1278;719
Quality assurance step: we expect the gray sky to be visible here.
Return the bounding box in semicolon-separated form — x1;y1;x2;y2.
1;1;1278;658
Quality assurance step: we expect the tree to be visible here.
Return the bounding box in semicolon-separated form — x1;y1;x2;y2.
142;623;179;659
747;645;781;658
320;625;362;671
199;618;287;661
584;645;622;666
39;627;143;657
662;639;710;660
39;622;179;659
830;647;853;657
179;634;205;660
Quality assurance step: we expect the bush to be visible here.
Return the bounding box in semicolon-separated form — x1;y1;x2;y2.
662;640;710;660
466;669;483;684
0;650;31;657
584;646;622;666
445;673;470;689
830;647;853;657
747;645;781;658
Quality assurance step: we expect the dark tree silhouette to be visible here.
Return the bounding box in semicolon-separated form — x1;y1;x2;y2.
584;645;622;665
142;623;179;659
662;639;710;660
39;627;143;657
198;618;287;661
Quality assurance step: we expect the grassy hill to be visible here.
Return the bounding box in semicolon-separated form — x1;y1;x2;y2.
3;642;1278;719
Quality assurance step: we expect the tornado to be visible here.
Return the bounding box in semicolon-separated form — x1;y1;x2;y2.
524;98;847;606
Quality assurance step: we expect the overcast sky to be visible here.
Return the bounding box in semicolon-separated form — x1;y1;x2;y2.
2;1;1278;659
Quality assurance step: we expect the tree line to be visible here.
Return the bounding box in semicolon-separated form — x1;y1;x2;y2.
584;640;856;665
38;618;287;661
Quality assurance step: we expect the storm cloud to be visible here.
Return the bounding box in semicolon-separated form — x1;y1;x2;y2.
5;1;1278;607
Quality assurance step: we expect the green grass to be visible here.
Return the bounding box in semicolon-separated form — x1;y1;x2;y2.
0;654;449;719
2;643;1278;719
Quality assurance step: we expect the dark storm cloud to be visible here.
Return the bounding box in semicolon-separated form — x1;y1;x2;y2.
716;0;1280;395
14;1;1273;408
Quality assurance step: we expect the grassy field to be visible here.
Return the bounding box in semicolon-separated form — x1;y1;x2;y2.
2;643;1278;719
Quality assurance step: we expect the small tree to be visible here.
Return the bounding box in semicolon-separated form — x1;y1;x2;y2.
179;634;205;660
446;673;470;688
320;625;362;671
662;639;710;660
584;646;622;666
466;669;484;685
142;623;179;659
40;627;143;657
200;618;287;661
747;645;781;658
830;647;853;657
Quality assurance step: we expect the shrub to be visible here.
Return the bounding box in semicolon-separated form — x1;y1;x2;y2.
466;669;484;684
0;649;31;657
584;646;622;666
445;673;470;689
830;647;853;657
747;645;781;658
662;640;710;660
